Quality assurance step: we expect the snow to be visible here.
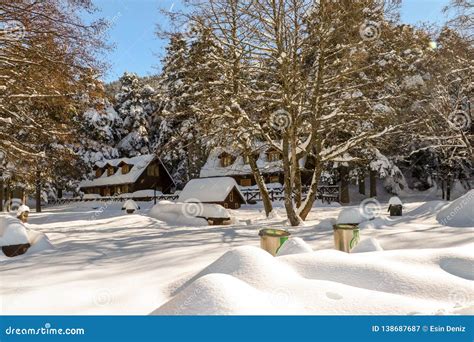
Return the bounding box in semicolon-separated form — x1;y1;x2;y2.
388;196;403;205
153;244;474;315
0;216;29;246
82;194;102;199
337;208;366;224
178;177;245;203
436;190;474;228
26;230;54;254
0;216;54;254
351;238;384;253
16;205;30;216
149;201;230;226
276;237;313;256
0;193;473;315
122;200;140;211
79;154;156;188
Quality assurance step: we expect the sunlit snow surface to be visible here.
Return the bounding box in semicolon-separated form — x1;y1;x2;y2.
0;191;473;315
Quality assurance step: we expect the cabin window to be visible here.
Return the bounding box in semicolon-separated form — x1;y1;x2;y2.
107;166;115;176
221;156;233;167
243;154;259;165
240;179;252;187
269;175;280;183
267;152;281;162
122;184;129;193
147;164;160;176
95;169;102;178
234;203;239;209
229;191;234;202
224;203;229;209
122;164;130;174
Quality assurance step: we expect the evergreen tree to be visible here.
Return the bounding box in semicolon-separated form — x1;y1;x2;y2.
115;72;155;157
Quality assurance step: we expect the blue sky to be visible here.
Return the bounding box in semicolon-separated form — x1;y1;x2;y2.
89;0;450;83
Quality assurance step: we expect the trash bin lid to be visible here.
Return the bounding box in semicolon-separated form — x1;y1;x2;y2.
258;228;291;237
333;224;359;230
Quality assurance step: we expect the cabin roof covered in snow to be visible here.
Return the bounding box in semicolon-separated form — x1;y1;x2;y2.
80;154;173;188
200;146;306;178
178;177;246;203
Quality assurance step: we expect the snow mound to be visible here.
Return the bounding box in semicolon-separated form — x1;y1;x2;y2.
16;205;30;216
276;237;313;256
150;201;230;226
388;196;402;205
351;238;384;253
0;216;29;246
26;229;54;254
122;199;140;211
153;245;474;315
152;273;292;315
337;208;366;224
436;190;474;227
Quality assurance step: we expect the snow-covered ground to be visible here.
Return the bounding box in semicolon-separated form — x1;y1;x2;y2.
0;191;473;315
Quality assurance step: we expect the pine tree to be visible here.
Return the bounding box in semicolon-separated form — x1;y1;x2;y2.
115;72;155;157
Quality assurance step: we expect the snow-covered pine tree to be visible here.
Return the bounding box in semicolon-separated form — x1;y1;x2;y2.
415;28;473;199
115;72;155;157
152;34;190;186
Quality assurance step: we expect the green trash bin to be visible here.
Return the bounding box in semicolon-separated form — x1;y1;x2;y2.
333;224;360;253
258;229;291;256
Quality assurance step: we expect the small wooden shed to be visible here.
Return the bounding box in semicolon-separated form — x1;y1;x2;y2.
178;177;246;209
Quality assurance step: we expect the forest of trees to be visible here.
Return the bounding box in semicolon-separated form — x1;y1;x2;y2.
0;0;472;225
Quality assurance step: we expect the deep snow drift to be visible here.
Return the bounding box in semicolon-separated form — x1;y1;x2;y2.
152;244;474;315
0;192;473;315
436;190;474;228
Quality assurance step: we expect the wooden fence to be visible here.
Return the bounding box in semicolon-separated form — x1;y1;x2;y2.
50;185;340;206
240;185;340;204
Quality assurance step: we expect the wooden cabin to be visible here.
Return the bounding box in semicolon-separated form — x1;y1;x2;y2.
79;154;175;196
178;177;246;209
199;147;288;187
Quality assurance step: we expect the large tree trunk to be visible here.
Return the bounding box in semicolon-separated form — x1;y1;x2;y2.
339;166;350;204
248;155;273;217
282;135;301;226
0;176;4;212
299;164;323;220
358;176;366;195
369;170;377;197
36;170;42;213
441;179;446;200
290;128;302;208
446;175;451;201
5;181;11;211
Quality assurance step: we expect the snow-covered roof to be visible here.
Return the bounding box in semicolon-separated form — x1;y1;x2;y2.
80;154;157;188
200;147;306;178
178;177;246;203
122;200;140;211
95;154;154;168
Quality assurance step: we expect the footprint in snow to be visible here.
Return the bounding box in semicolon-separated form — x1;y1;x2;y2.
326;292;343;300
